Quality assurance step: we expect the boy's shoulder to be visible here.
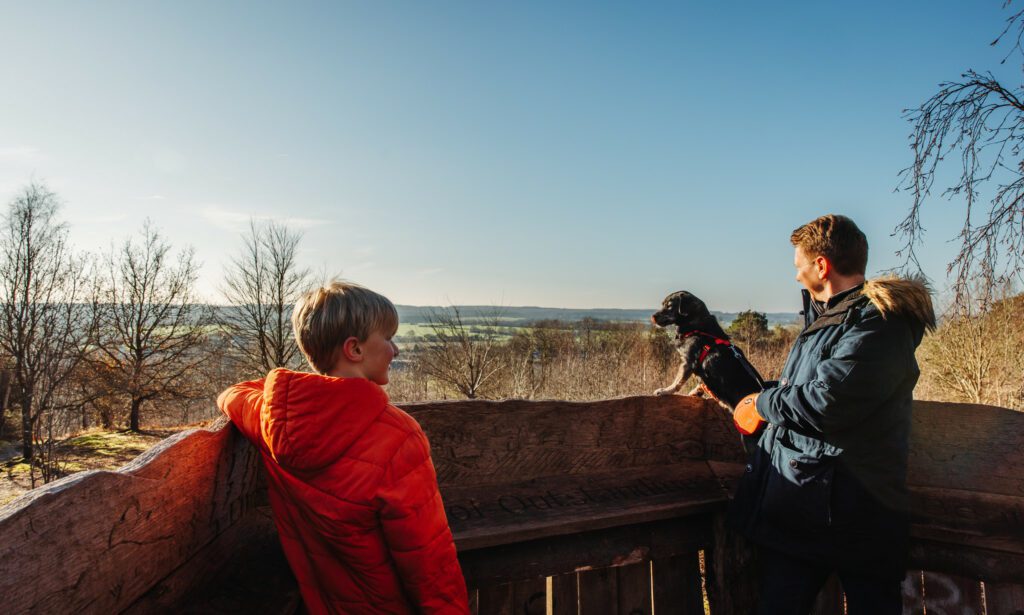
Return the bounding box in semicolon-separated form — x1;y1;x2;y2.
375;403;427;443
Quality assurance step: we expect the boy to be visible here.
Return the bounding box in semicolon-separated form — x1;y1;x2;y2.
217;281;469;614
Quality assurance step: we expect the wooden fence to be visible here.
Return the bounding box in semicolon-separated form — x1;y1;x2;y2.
0;396;1021;614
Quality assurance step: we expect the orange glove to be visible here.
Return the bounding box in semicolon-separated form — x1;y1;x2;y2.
734;393;765;435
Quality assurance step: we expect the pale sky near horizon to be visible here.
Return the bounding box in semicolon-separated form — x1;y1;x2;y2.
0;2;1015;312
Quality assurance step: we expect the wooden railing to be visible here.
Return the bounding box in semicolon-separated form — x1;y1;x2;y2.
0;396;1021;614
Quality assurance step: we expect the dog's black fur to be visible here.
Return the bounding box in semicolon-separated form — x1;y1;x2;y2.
651;290;763;410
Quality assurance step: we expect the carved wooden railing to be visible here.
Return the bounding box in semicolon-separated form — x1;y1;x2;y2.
0;396;1021;614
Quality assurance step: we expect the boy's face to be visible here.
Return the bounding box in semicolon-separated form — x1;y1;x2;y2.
358;329;399;386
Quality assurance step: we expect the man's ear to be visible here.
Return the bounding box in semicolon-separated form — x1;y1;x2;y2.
340;336;363;362
815;255;831;280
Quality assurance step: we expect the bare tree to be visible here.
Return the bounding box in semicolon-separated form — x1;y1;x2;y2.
97;221;209;432
417;307;506;399
0;183;96;461
916;289;1024;409
220;219;310;376
898;4;1024;307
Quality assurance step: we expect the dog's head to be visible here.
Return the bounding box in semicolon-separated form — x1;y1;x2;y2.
651;291;711;329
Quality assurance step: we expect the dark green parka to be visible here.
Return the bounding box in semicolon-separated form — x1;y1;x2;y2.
730;277;935;576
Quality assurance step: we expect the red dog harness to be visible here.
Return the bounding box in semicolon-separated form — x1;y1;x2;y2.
680;330;734;363
679;330;766;391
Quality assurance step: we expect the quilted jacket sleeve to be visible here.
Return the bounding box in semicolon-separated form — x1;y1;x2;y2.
377;425;469;614
216;379;266;446
755;311;915;438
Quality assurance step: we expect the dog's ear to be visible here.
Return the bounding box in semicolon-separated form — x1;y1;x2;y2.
672;291;694;318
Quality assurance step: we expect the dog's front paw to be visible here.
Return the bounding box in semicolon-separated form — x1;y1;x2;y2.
654;387;676;396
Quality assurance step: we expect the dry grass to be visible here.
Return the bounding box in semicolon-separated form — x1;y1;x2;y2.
0;427;186;507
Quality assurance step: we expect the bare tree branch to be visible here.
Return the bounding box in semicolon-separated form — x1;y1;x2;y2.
0;183;98;460
898;5;1024;309
96;221;209;432
220;219;310;376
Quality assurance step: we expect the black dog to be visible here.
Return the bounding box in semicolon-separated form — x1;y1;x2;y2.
651;291;764;410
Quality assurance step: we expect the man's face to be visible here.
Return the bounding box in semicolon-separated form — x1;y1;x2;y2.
794;246;827;301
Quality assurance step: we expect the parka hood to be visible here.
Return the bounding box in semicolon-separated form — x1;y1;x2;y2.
863;275;937;333
259;368;389;472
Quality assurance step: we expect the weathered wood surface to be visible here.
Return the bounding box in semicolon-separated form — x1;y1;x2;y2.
905;401;1024;582
403;395;746;550
0;418;266;614
0;396;1022;614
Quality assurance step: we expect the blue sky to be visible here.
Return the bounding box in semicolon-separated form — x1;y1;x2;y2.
0;2;1014;311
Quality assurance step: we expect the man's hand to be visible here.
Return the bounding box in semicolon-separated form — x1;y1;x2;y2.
734;393;765;435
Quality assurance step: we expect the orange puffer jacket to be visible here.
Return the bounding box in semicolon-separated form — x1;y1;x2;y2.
217;368;469;614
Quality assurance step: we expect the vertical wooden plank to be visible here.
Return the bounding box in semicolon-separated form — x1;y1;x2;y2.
705;514;758;615
921;572;984;615
550;572;579;615
985;581;1024;615
616;562;652;614
478;583;513;615
578;567;617;615
468;588;479;615
901;570;925;615
652;553;705;615
809;574;843;615
511;577;548;615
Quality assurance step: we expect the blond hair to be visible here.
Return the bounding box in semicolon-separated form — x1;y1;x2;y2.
291;281;399;374
790;214;868;276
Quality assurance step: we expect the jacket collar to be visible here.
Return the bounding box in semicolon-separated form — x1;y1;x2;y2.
800;283;868;337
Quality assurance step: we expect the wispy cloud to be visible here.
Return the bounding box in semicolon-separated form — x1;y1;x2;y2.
0;146;45;164
200;206;331;233
66;213;128;225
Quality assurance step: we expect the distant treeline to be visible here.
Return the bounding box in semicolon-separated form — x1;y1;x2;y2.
391;305;800;328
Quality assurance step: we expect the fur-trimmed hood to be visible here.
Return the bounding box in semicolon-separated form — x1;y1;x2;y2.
863;275;936;333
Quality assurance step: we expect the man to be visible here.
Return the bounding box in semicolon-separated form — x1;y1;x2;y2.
729;215;935;614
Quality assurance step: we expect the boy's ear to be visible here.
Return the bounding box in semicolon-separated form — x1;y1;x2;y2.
340;336;363;362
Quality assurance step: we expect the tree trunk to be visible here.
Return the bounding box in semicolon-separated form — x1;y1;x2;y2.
21;396;33;461
129;397;143;432
0;369;10;439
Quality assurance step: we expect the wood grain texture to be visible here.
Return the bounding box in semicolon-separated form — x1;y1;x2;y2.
124;505;296;614
511;577;548;615
2;396;1021;613
402;395;747;490
984;581;1024;615
0;418;262;614
705;513;758;615
550;573;579;615
651;553;705;615
458;516;712;590
477;583;513;615
577;566;617;614
615;561;652;614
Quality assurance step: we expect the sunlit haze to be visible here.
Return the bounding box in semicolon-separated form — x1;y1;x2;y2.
0;2;1008;312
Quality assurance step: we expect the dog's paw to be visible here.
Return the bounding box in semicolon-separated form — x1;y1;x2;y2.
654;387;676;396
